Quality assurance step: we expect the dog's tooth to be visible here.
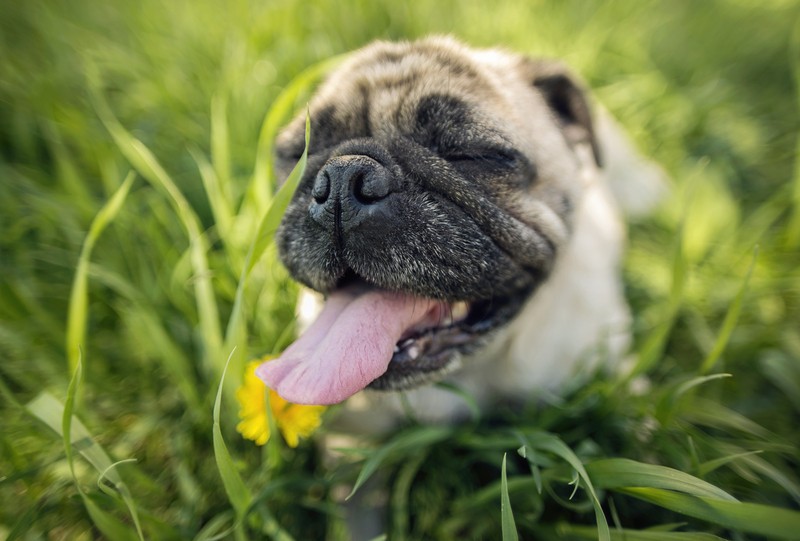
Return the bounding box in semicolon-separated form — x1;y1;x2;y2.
407;345;420;360
451;301;470;322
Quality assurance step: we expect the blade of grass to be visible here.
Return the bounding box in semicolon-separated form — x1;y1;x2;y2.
628;218;687;379
263;380;284;475
619;487;800;540
64;365;141;541
434;381;481;423
80;495;139;541
556;523;726;540
191;147;234;255
697;450;763;477
452;477;542;515
66;171;136;372
682;398;771;439
192;511;236;541
251;55;343;211
39;359;143;541
5;503;43;541
247;111;311;277
785;22;800;247
45;121;96;217
125;307;203;410
716;445;800;505
699;247;757;374
390;451;427;541
210;92;233;200
223;111;310;355
212;349;253;519
672;373;732;400
501;453;519;541
347;425;453;500
760;350;800;413
517;446;544;494
786;128;800;247
89;70;223;374
211;353;296;541
271;320;298;353
518;431;610;541
645;524;690;532
26;394;134;504
584;458;736;501
655;374;732;424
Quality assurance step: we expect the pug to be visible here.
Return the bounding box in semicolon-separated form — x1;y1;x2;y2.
256;36;663;427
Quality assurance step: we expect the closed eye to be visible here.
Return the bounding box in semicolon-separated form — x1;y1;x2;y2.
444;149;519;169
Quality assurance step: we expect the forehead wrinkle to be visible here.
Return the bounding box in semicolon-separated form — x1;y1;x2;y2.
309;41;517;143
374;66;497;137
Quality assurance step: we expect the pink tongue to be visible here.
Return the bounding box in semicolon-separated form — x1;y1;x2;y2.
256;288;440;405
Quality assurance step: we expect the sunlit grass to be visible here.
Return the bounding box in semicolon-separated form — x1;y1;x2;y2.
1;0;798;539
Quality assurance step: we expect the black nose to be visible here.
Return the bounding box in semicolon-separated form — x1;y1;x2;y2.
309;155;395;235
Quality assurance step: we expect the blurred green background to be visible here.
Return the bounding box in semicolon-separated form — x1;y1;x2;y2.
1;0;799;539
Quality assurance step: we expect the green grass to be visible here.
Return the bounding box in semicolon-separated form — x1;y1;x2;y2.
1;0;799;539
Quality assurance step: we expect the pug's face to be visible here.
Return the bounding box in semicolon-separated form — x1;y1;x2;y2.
259;37;600;405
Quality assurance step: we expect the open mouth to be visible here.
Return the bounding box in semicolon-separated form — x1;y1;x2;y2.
371;290;528;390
392;299;472;363
256;274;533;405
369;298;473;390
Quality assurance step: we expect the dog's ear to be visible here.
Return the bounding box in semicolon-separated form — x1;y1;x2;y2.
523;59;602;167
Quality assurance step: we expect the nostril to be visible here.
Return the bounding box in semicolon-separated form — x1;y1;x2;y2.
312;170;331;204
353;169;390;205
352;172;371;204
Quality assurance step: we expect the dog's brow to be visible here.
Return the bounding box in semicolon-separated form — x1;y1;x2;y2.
356;82;372;138
415;94;470;132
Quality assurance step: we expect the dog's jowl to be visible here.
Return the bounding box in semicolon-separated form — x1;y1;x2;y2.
257;37;661;424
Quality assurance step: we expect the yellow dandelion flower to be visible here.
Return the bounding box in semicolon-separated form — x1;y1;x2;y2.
236;357;326;448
